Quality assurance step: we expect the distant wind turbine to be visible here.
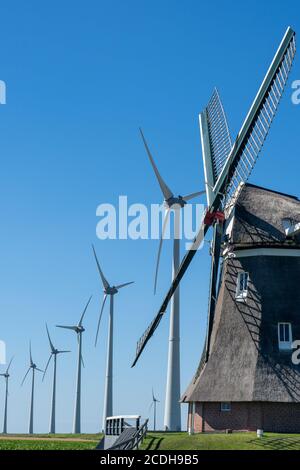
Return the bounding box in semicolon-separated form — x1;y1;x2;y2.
56;296;92;434
0;357;14;434
92;245;134;432
43;324;70;434
149;389;160;431
21;343;43;434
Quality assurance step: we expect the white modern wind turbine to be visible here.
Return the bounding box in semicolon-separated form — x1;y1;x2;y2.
92;245;134;432
21;343;43;434
0;357;14;434
140;128;205;431
56;295;92;434
149;388;160;431
43;324;70;434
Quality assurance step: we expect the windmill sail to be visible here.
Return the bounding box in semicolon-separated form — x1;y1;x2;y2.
200;89;232;206
132;26;296;368
216;27;296;214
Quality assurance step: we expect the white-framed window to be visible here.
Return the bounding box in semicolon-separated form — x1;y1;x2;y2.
220;402;231;412
278;322;292;350
235;271;249;301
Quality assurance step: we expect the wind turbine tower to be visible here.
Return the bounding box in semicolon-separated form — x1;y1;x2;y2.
92;245;134;432
150;389;160;431
140;128;204;431
21;343;43;434
56;296;92;434
0;357;14;434
43;324;70;433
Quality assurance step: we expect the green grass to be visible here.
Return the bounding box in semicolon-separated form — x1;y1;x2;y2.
0;433;102;450
2;431;300;450
0;440;97;450
139;432;300;451
1;433;102;441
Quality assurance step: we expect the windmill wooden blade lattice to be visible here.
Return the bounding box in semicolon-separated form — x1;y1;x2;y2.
132;27;296;368
217;27;296;216
200;88;233;207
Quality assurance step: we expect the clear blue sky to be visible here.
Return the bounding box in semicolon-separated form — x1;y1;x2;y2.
0;0;299;433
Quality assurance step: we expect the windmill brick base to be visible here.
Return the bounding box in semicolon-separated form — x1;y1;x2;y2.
189;402;300;433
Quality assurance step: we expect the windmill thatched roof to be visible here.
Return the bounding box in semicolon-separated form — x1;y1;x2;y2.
229;184;300;248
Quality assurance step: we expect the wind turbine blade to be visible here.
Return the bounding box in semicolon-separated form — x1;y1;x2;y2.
56;325;77;331
152;388;155;402
81;354;85;368
21;368;31;386
95;294;108;346
42;355;52;381
46;323;55;353
139;128;173;201
78;295;92;327
57;350;71;354
92;245;110;290
36;368;44;373
6;356;14;374
115;281;134;290
154;209;170;294
182;190;206;201
148;402;154;412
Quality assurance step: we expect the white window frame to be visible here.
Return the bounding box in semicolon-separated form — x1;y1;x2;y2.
220;402;231;412
278;322;292;351
235;271;249;301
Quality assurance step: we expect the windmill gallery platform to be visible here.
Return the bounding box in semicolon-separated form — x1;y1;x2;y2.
183;184;300;433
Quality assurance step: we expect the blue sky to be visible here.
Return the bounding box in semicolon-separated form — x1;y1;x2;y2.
0;0;299;433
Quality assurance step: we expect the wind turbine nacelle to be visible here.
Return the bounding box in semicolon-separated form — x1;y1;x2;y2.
165;196;186;209
76;326;85;333
106;286;118;295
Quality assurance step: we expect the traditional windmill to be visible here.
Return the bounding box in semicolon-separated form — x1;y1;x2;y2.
132;27;298;432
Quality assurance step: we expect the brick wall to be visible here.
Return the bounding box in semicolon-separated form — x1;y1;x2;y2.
263;403;300;433
189;402;300;433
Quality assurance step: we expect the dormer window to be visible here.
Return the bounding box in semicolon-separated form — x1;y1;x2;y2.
235;272;249;301
278;322;292;350
282;218;300;237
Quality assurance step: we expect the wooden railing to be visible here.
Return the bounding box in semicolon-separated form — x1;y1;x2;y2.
109;419;149;451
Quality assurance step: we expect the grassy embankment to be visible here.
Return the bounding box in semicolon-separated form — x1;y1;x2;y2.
139;432;300;451
1;432;300;450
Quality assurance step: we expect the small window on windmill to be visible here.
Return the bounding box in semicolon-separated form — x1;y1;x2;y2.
282;218;300;238
220;402;231;412
235;272;249;301
278;322;292;351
